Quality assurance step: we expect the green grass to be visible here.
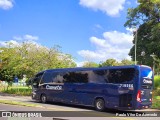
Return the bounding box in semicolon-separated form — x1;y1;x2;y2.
152;96;160;109
0;100;42;107
1;86;32;96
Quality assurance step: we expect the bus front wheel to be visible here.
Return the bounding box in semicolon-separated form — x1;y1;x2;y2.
95;98;105;111
40;94;47;103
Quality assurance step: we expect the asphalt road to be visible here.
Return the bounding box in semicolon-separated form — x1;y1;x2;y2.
0;103;127;120
0;94;160;120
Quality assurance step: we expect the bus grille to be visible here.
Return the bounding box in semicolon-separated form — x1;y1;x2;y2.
119;94;132;107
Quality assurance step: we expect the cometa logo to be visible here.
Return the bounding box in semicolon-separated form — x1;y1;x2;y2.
46;85;62;90
143;79;152;84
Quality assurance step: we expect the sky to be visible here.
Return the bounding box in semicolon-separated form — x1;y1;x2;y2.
0;0;138;66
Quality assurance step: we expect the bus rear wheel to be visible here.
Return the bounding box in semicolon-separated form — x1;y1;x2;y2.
40;94;47;103
95;98;105;111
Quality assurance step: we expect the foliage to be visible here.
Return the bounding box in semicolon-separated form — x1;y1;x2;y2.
99;59;119;67
1;86;32;96
119;59;134;66
82;61;99;67
153;89;160;96
99;59;134;67
124;0;160;73
152;96;160;109
151;75;160;109
0;41;76;82
154;76;160;89
124;0;160;27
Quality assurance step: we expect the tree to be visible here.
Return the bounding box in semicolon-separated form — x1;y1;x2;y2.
120;59;134;65
99;59;119;67
0;47;17;82
99;59;134;67
124;0;160;72
83;61;99;67
0;41;76;82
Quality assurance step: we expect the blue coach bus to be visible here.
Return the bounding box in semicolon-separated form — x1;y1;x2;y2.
31;65;153;111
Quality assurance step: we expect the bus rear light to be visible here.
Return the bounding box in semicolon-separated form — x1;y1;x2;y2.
137;90;141;102
149;98;152;102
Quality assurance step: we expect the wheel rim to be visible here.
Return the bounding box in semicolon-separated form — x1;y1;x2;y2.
96;100;104;110
41;95;46;103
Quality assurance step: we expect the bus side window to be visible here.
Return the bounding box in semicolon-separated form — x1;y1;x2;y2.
108;71;115;83
52;72;64;83
107;68;135;83
63;72;88;83
40;72;52;84
90;70;107;83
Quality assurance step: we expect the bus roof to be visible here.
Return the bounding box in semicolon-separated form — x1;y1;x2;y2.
39;65;143;73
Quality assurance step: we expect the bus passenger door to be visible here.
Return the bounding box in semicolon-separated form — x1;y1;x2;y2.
63;83;76;104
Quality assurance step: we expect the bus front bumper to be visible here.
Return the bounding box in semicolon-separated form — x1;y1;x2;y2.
31;92;39;100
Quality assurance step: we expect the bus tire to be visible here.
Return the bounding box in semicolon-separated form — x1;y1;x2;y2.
94;98;105;111
40;94;47;103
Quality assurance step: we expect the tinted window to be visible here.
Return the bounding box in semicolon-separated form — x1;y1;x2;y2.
63;70;107;84
40;72;52;84
40;71;64;84
63;72;88;83
40;68;135;84
52;72;64;83
88;68;135;83
88;70;107;83
107;68;135;83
